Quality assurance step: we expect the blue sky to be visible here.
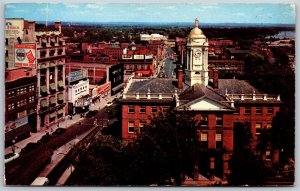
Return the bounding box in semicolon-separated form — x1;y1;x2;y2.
5;3;296;24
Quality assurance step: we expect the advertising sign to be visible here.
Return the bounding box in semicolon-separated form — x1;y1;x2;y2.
5;18;24;39
69;69;87;83
133;55;144;60
145;54;153;59
14;43;37;68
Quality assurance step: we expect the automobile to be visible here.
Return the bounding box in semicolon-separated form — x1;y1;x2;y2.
85;110;98;118
52;128;66;136
20;142;39;155
5;152;20;164
105;101;113;108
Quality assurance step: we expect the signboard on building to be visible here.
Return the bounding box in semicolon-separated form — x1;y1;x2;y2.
5;18;24;39
133;55;144;60
145;54;153;59
14;43;37;68
122;55;132;59
69;69;87;83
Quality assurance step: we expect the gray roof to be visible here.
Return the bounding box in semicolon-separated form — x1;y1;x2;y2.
217;79;261;95
179;83;227;104
128;78;184;94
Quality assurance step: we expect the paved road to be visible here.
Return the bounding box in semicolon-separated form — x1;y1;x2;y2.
159;47;176;78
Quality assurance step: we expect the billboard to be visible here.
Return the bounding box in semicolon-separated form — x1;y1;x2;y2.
5;18;24;39
145;54;153;59
133;55;144;60
69;69;87;83
14;43;37;68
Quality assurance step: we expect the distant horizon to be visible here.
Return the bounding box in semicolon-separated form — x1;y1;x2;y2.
5;3;295;24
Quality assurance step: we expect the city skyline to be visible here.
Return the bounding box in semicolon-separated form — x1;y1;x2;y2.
5;3;296;24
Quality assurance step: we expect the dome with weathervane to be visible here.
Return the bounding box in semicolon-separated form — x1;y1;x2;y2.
188;18;205;39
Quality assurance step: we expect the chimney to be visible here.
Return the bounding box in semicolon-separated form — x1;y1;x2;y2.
177;68;183;89
213;69;218;89
55;21;62;33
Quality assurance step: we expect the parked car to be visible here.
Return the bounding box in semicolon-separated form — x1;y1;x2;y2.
4;152;20;164
85;110;98;118
105;101;113;108
20;142;39;155
52;128;66;136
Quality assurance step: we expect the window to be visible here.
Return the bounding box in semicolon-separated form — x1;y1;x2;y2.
29;85;35;92
29;96;35;103
140;106;146;113
256;107;262;115
128;121;135;133
234;107;240;115
151;107;157;113
266;122;272;129
128;105;135;113
216;115;223;127
255;123;262;135
200;132;208;148
244;107;251;115
201;115;208;126
139;121;146;128
266;150;271;161
8;103;15;111
216;133;223;149
267;107;273;115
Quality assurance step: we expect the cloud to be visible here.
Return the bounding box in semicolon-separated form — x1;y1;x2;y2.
6;4;16;9
163;6;177;10
232;12;245;16
135;7;146;11
85;4;104;10
65;4;80;9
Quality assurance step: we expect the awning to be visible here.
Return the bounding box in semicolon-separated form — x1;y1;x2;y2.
112;83;124;92
41;85;48;93
58;93;64;101
49;83;56;91
40;63;47;69
57;109;64;115
40;99;47;108
42;39;47;43
51;38;56;42
50;96;56;104
58;81;64;88
59;38;63;42
50;62;56;67
49;112;56;118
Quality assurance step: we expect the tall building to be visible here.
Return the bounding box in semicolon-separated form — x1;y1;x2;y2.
120;19;282;181
35;21;66;131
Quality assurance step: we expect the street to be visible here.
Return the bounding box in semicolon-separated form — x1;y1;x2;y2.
158;47;177;78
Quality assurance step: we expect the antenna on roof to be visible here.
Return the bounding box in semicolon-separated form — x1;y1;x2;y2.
45;3;49;27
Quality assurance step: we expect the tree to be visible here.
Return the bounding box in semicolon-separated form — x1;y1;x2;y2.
228;123;269;186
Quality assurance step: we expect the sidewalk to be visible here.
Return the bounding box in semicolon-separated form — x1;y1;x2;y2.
4;93;120;155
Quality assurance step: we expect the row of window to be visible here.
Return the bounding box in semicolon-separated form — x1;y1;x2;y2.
128;106;168;114
128;121;147;133
235;107;274;115
7;85;35;97
200;132;223;149
255;122;272;134
7;96;35;111
75;85;88;93
125;64;151;70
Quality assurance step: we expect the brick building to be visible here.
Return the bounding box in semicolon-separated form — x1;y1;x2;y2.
120;19;282;181
5;68;37;146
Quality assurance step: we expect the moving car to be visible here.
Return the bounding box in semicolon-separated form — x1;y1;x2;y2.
4;152;20;164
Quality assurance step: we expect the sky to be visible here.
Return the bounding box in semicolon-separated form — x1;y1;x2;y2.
5;3;296;24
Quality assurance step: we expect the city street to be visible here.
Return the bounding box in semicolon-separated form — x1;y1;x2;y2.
5;93;120;156
158;47;177;78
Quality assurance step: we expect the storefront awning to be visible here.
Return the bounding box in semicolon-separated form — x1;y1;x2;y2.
58;93;64;101
58;81;64;88
50;62;56;67
50;83;56;91
50;96;56;104
49;112;56;118
40;63;47;69
41;99;47;108
57;109;64;115
112;83;124;92
41;86;48;93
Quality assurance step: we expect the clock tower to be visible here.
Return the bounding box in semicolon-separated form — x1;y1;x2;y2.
185;18;209;87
